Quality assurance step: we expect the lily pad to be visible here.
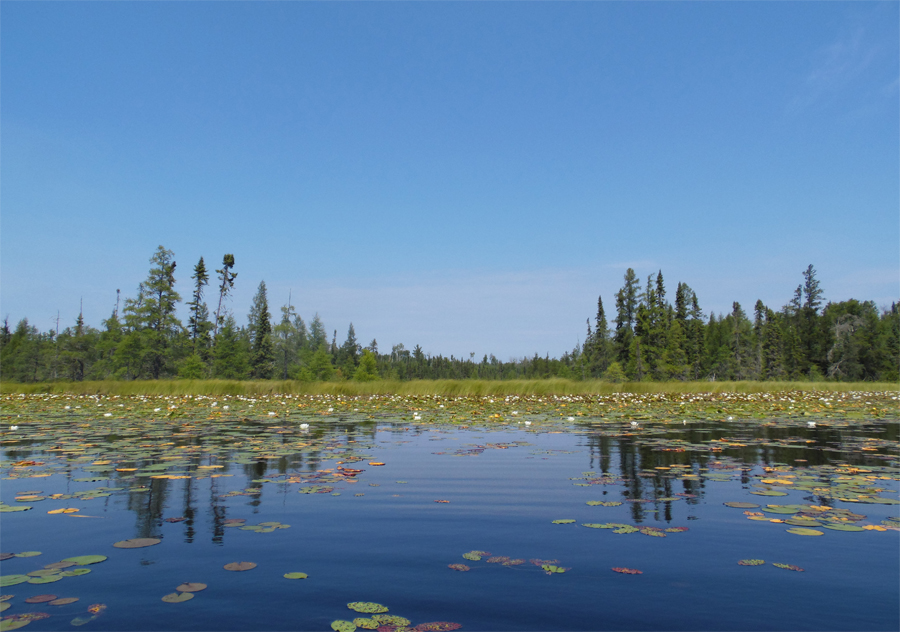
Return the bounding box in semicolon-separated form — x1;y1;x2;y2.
611;567;642;574
447;564;470;572
347;602;388;614
283;573;308;579
372;615;410;626
738;559;765;566
28;575;63;584
723;502;760;508
113;538;160;549
70;615;98;627
13;552;41;558
551;519;576;524
49;597;79;605
332;621;356;632
60;569;91;577
0;576;29;587
352;619;378;630
23;594;57;603
786;527;824;536
162;592;194;603
821;523;865;531
175;583;207;592
541;564;568;574
750;490;788;496
772;563;805;571
223;562;257;572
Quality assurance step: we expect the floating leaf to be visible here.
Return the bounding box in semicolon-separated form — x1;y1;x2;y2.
347;602;389;614
113;538;160;549
162;592;194;603
175;583;207;592
283;573;308;580
750;490;788;496
60;569;91;577
0;576;28;588
772;563;804;571
70;615;98;627
785;528;824;536
47;508;79;514
223;562;256;572
61;555;107;566
13;552;40;558
23;594;57;604
43;562;75;570
551;519;575;524
447;564;470;572
611;567;642;574
28;575;63;584
331;620;357;632
372;615;410;626
821;523;865;532
413;623;462;631
723;502;760;508
738;559;765;566
353;619;379;630
541;564;568;574
86;604;106;615
48;597;79;605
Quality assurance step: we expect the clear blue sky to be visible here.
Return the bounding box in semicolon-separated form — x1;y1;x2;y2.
2;2;897;360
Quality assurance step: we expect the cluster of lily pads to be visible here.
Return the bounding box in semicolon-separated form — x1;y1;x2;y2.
738;560;804;571
332;602;461;632
449;551;569;576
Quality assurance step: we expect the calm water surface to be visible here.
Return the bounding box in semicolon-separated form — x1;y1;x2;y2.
2;408;898;631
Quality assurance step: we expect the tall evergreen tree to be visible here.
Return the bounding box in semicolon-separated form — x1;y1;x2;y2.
188;257;212;357
248;281;275;379
614;268;639;371
213;254;237;338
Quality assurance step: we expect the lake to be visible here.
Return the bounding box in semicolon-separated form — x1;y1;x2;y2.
1;391;898;631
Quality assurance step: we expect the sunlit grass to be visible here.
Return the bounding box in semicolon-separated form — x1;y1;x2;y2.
1;378;896;397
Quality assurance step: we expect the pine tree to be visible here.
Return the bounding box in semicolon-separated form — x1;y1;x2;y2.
188;257;212;357
589;295;611;375
614;268;639;371
273;296;300;380
212;315;250;379
213;254;237;338
337;323;360;378
248;281;275;379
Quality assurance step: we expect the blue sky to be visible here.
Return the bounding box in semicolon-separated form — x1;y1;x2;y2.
2;2;897;360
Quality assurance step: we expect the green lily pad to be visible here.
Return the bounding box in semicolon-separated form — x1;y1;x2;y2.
28;575;63;584
283;572;308;579
223;562;257;572
70;616;98;628
0;575;29;587
552;519;576;524
761;506;799;515
331;620;357;632
162;592;194;603
60;569;91;577
772;563;805;571
750;490;788;496
61;555;107;566
723;502;760;508
372;615;410;626
786;527;824;536
784;518;822;527
347;602;388;614
541;564;568;574
352;619;379;630
738;559;765;566
175;583;207;592
821;523;865;532
0;506;31;513
1;619;31;631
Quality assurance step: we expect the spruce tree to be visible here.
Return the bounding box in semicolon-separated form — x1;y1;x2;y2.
249;281;275;379
188;257;212;357
213;254;237;338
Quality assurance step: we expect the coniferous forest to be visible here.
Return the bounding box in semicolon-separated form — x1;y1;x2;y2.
1;246;898;384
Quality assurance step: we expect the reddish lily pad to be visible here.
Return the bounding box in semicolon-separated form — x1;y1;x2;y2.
612;567;642;574
113;538;160;549
23;594;57;604
49;597;79;606
223;562;257;572
175;583;207;592
772;563;805;571
447;564;470;572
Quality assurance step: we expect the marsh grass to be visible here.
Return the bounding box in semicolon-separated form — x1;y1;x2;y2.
1;379;896;397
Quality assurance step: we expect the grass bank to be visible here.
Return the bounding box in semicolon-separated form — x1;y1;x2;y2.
1;379;896;397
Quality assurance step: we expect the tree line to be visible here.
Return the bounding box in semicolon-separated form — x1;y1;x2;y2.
1;246;897;383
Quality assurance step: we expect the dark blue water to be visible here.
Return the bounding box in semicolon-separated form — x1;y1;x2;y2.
2;419;898;631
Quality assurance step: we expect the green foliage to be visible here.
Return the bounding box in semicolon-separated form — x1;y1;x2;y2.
354;350;379;381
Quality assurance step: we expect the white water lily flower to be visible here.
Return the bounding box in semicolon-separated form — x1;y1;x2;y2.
223;405;229;410
268;412;277;416
567;416;575;421
104;413;113;417
524;420;531;426
10;425;18;430
154;408;161;412
807;421;816;428
300;423;309;430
